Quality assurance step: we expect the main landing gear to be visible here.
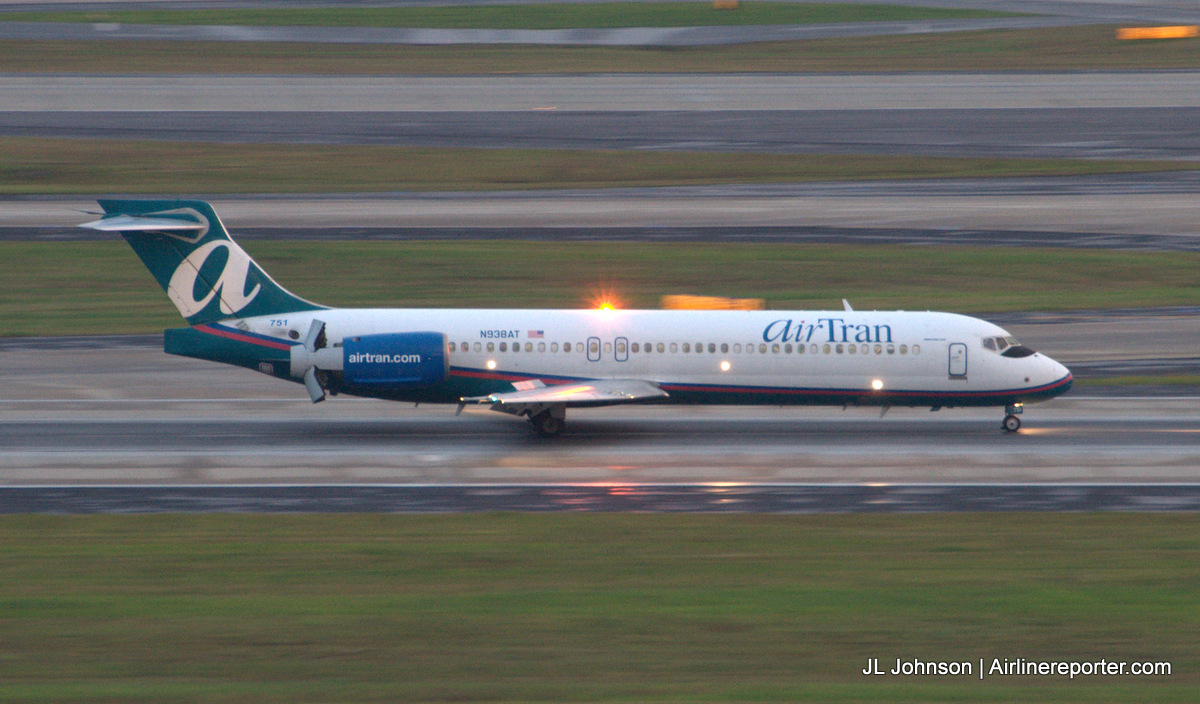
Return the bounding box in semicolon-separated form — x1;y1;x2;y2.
1002;403;1023;433
529;406;566;438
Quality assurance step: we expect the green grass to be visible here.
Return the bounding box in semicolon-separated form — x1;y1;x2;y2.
1077;375;1200;388
0;513;1196;702
5;240;1199;336
1;138;1193;195
2;26;1199;73
0;2;1010;29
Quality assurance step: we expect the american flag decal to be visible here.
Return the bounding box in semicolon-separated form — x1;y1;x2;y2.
528;330;544;339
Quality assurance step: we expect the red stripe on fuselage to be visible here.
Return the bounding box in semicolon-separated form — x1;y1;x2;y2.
195;323;294;351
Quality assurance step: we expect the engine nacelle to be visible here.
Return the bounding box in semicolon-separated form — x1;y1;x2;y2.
343;331;447;388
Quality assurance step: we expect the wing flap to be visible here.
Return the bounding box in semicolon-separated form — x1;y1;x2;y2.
461;379;667;412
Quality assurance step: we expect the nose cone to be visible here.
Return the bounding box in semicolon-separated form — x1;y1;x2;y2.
1040;354;1073;398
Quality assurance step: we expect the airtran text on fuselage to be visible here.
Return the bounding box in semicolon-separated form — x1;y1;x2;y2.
763;318;893;344
348;352;423;365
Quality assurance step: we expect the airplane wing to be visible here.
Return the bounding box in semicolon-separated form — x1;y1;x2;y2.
459;379;668;415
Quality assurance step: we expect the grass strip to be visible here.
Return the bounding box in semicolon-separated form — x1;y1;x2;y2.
0;513;1196;703
5;240;1199;336
1077;375;1200;387
1;137;1193;195
0;2;1010;29
2;26;1199;73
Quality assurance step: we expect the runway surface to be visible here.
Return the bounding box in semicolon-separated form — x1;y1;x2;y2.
8;181;1198;239
9;74;1200;112
5;483;1200;514
3;336;1199;487
7;108;1200;161
5;401;1200;485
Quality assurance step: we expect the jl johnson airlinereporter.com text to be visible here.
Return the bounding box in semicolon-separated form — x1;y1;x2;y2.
863;658;1172;679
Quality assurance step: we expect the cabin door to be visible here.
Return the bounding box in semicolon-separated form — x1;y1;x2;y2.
948;343;968;378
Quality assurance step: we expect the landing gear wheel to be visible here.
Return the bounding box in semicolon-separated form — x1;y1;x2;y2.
530;411;565;438
1002;414;1021;433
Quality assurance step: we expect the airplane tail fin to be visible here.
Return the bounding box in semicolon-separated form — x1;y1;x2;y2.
81;199;325;325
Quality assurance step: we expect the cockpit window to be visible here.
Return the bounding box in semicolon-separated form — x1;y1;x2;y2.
984;335;1034;357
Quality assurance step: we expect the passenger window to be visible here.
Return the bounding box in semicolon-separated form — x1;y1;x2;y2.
836;344;844;354
733;344;742;353
487;342;495;352
900;345;908;355
721;343;729;353
886;344;894;355
500;342;508;352
759;344;768;354
772;344;780;354
669;343;678;353
448;342;456;352
708;343;716;354
848;344;856;355
563;342;571;353
590;341;601;355
537;342;545;353
657;342;665;353
682;343;690;353
797;344;805;355
913;345;921;355
551;342;559;353
474;342;482;352
631;342;640;353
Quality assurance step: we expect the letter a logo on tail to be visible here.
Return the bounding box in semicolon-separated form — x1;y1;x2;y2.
167;240;262;318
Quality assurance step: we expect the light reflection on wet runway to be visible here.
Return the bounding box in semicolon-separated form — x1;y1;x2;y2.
4;483;1200;514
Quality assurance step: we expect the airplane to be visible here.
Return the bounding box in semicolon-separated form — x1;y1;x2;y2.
81;199;1073;437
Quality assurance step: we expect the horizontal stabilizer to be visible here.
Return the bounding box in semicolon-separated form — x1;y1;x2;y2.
80;214;206;232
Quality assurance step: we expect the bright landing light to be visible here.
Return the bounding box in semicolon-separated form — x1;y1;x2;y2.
871;379;884;391
720;361;731;372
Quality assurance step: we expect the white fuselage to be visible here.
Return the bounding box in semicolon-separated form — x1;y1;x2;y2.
223;307;1072;408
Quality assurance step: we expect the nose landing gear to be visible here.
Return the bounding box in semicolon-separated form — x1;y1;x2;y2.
1002;403;1023;433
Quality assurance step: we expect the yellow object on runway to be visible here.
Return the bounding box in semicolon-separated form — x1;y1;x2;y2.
1116;26;1199;40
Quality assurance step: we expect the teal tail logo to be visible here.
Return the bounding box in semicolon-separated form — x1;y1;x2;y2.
82;199;325;325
